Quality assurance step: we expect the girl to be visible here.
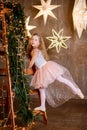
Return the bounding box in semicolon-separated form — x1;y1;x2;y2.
26;33;84;122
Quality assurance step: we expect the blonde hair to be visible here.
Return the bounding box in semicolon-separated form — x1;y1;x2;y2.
27;33;49;60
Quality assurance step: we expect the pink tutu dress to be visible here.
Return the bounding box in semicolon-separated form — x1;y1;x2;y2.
30;50;84;107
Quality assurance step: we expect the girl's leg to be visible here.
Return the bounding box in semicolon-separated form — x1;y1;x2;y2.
34;88;46;111
57;76;84;99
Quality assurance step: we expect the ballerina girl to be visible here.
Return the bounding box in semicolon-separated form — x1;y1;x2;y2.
25;33;84;123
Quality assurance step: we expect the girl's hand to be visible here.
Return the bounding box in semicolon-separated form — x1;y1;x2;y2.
24;68;34;75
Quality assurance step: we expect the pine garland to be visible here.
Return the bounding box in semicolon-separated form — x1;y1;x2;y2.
5;1;33;125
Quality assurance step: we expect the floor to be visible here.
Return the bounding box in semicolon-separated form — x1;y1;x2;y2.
31;98;87;130
0;97;87;130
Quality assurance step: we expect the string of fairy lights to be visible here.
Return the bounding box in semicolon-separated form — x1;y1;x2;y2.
0;1;33;128
16;38;29;105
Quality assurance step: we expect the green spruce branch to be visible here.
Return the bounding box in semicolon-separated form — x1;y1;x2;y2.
5;1;34;125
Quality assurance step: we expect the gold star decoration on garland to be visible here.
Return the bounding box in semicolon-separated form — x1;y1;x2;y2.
25;16;36;37
46;29;71;53
33;0;61;25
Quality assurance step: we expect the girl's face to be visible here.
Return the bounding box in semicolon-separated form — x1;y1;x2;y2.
30;35;40;48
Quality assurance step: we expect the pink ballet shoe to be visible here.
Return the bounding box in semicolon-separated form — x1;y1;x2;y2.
34;106;46;112
76;89;84;99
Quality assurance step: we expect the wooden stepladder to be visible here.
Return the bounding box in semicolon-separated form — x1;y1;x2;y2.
0;2;15;129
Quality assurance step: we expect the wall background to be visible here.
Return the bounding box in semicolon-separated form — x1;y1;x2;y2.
20;0;87;97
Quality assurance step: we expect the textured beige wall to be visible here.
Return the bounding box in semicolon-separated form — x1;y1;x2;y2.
20;0;87;97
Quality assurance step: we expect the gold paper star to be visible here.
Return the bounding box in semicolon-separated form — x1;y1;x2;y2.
46;29;71;53
33;0;61;25
25;16;36;37
72;0;87;38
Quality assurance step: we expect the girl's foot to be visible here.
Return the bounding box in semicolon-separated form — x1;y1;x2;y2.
76;89;84;99
34;106;46;112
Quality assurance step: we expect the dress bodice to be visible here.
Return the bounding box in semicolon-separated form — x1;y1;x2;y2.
35;50;47;68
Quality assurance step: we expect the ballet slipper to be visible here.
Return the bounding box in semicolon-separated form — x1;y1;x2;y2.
34;106;46;112
76;89;84;99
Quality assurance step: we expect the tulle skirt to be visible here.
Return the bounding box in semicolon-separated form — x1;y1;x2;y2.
30;61;83;107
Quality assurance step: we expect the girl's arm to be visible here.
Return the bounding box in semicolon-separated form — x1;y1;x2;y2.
28;49;38;69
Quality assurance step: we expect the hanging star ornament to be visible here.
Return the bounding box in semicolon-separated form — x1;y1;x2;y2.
46;29;71;53
33;0;61;25
72;0;87;38
25;16;36;37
